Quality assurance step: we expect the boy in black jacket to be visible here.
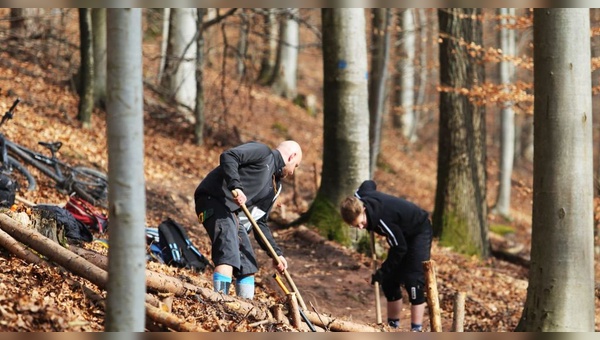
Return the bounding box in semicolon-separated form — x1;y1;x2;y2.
340;180;432;331
194;140;302;299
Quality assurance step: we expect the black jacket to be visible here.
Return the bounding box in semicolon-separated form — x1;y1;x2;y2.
194;141;285;256
355;180;429;276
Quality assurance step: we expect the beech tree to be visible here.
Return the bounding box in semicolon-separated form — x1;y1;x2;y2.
493;8;517;218
257;9;279;85
92;8;107;108
433;8;489;258
517;8;594;331
77;8;94;129
368;8;391;178
272;8;299;99
161;8;197;118
105;8;147;332
308;8;369;244
394;9;417;142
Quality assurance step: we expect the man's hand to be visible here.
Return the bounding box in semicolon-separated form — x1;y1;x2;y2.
371;268;385;285
273;255;288;273
232;189;247;206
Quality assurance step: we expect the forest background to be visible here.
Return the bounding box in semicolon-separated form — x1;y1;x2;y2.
0;7;598;332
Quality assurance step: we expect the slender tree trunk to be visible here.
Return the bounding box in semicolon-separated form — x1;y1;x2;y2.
257;9;279;85
399;9;417;142
195;8;207;146
415;9;429;123
272;8;299;99
10;8;43;39
92;8;107;109
236;10;249;79
518;8;594;332
105;8;146;332
433;8;489;258
78;8;94;129
311;8;369;246
161;8;197;117
157;8;170;84
493;8;516;218
368;8;391;179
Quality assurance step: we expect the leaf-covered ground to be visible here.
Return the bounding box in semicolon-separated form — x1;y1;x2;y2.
0;9;599;332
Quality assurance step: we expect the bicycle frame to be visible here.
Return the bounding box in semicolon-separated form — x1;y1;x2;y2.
6;140;69;187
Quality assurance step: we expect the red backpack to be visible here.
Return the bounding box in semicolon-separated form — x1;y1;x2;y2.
66;195;108;234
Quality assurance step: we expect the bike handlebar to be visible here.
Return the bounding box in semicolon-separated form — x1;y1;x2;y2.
1;98;20;127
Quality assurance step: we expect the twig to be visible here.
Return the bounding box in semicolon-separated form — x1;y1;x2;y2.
310;301;329;332
248;320;270;328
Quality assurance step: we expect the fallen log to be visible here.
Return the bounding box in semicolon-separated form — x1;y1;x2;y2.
71;245;273;322
488;232;530;268
72;246;198;296
0;214;206;332
145;303;208;332
302;310;380;332
0;225;46;265
0;213;109;288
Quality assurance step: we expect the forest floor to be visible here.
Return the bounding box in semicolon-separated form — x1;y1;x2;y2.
0;8;599;332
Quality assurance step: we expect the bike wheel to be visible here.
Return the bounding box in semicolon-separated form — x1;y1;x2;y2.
7;155;36;191
71;166;108;209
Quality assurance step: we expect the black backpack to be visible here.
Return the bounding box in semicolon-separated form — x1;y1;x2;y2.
34;205;93;243
158;218;212;272
0;173;17;208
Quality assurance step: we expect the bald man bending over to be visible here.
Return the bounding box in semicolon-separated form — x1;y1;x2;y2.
194;140;302;299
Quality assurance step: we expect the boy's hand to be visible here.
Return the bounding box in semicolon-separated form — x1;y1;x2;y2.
371;269;385;285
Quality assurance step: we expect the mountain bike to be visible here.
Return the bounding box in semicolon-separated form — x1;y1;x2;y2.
0;98;108;208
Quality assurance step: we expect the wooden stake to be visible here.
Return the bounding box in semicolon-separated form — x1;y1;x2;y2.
288;292;302;329
423;260;442;332
370;231;382;324
451;292;466;332
271;304;289;325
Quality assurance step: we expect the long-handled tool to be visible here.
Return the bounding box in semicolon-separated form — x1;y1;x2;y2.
232;190;308;310
370;231;382;324
273;273;316;332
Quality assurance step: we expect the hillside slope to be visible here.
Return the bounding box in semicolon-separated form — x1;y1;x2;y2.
0;8;597;332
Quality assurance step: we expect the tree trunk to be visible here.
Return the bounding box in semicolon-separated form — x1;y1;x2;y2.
0;213;109;287
236;10;250;79
272;8;299;99
161;8;197;117
396;9;417;142
368;8;391;179
10;8;43;39
78;8;94;129
145;303;208;332
106;8;146;332
257;9;279;85
311;8;370;246
71;246;196;296
415;9;429;120
433;8;489;258
157;8;170;84
303;310;379;332
92;8;107;109
518;8;595;332
493;8;516;218
195;8;207;146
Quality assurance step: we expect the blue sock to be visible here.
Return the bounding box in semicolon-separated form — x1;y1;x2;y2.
388;318;399;329
235;275;255;299
213;272;232;294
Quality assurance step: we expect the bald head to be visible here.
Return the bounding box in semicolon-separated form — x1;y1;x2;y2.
276;140;303;178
